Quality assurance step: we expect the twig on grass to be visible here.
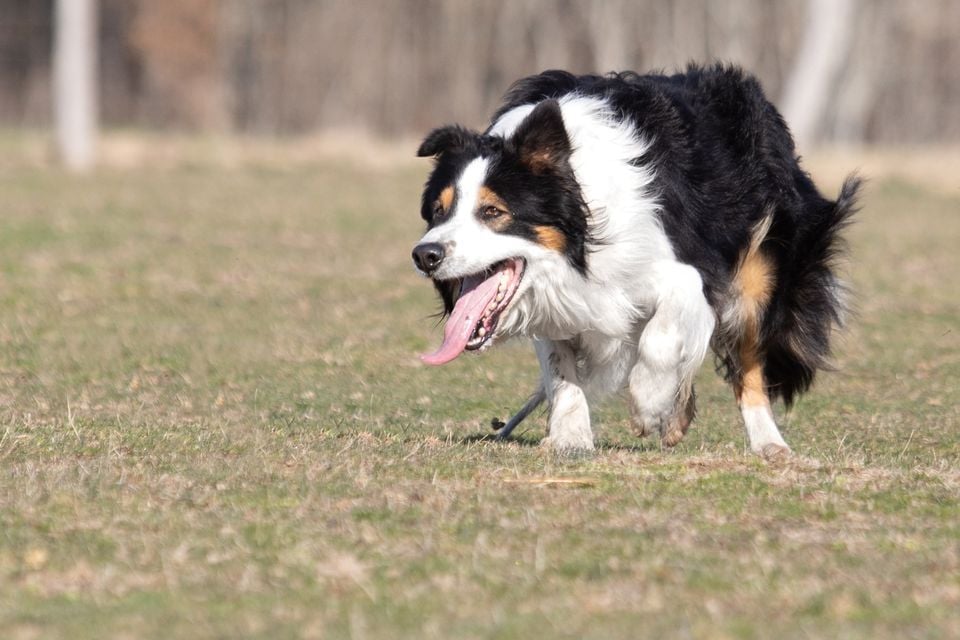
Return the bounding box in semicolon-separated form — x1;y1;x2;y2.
66;398;82;445
502;477;597;488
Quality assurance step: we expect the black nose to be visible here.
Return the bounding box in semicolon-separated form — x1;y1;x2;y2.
412;242;445;273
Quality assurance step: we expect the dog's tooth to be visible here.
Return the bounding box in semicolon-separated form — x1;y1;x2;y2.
477;327;486;337
496;292;504;302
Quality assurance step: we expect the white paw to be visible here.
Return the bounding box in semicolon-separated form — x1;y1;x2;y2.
629;387;695;447
542;433;595;454
544;379;593;453
755;442;792;460
742;405;791;459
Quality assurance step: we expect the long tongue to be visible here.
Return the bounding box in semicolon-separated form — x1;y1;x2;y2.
420;271;504;365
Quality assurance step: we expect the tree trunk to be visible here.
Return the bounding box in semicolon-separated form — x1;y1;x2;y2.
54;0;98;172
781;0;857;150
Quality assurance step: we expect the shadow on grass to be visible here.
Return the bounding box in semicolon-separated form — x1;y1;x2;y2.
458;432;661;454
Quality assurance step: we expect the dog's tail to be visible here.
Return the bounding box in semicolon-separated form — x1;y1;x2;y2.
762;175;862;406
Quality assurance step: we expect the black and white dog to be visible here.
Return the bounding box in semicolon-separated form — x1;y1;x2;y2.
412;65;859;457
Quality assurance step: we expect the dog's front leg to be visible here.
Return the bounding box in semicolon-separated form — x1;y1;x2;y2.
629;261;716;446
535;339;594;452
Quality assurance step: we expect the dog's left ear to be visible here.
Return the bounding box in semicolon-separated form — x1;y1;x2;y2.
512;99;570;174
417;125;477;158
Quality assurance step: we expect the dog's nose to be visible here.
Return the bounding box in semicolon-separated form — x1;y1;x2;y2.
412;242;445;273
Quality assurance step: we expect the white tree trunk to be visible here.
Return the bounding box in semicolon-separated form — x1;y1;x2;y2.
781;0;857;150
54;0;98;172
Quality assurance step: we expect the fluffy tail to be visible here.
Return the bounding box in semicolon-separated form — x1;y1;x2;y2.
762;175;862;406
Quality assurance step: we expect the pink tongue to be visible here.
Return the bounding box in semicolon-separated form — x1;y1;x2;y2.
420;270;505;365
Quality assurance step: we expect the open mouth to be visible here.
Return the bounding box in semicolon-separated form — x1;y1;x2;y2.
421;258;525;365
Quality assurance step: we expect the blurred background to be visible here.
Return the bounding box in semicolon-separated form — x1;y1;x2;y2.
2;4;959;635
3;0;960;169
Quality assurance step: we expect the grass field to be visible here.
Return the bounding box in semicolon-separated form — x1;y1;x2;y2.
1;138;958;638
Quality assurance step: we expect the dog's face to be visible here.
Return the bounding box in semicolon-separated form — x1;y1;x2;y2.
412;100;589;365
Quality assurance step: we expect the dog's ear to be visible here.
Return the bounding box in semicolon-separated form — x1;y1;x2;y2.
417;126;477;158
512;99;570;174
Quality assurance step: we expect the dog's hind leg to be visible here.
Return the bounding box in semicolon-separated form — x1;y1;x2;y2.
735;338;790;459
493;387;545;439
628;261;716;447
726;217;791;459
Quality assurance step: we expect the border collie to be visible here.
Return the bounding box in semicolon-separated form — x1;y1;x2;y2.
411;65;859;457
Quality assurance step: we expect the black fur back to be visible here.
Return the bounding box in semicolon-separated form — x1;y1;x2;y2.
495;64;860;405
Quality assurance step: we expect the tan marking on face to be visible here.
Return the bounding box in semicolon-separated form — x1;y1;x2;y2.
437;185;454;213
478;186;507;211
534;225;567;253
477;186;512;231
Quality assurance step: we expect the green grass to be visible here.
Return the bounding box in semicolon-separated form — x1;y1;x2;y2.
1;147;958;639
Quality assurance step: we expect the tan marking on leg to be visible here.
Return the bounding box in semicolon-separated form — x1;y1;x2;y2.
533;225;567;253
736;319;791;459
732;215;774;403
731;216;790;458
734;243;770;410
738;252;774;309
737;339;768;408
734;239;774;330
725;214;775;334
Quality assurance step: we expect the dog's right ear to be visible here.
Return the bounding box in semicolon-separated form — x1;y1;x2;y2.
512;99;570;174
417;126;477;158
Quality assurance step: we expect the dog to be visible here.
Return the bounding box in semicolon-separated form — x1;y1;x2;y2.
411;64;859;457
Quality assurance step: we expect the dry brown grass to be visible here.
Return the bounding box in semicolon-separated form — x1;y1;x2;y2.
0;134;957;638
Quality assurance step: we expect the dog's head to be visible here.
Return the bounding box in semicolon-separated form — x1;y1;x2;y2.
412;100;589;365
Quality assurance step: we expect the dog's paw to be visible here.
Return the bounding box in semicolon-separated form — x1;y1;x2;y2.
630;409;657;439
758;443;792;460
541;432;594;454
660;391;695;447
631;388;695;447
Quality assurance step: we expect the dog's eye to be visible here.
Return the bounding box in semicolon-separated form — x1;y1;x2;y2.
481;205;504;220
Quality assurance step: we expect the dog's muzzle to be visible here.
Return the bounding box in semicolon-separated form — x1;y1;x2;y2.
412;242;445;275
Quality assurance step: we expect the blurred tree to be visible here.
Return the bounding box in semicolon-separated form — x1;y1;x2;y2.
130;0;225;129
781;0;858;149
53;0;97;171
0;0;956;145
